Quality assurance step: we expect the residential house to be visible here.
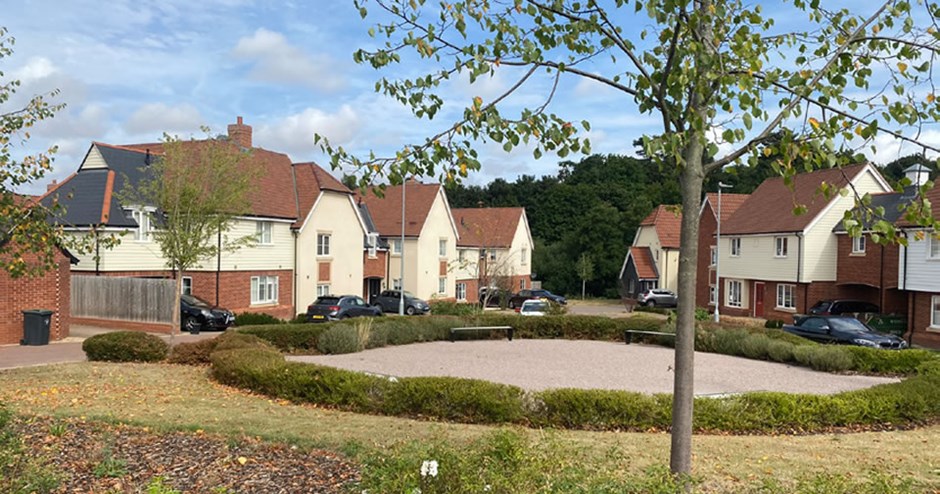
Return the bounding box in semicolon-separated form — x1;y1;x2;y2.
42;117;364;326
358;181;459;300
897;164;940;348
716;163;892;321
452;207;533;302
619;205;681;300
695;192;750;310
358;200;389;302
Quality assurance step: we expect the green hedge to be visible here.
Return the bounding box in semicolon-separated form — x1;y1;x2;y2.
233;312;284;326
208;340;940;433
82;331;169;363
238;324;327;352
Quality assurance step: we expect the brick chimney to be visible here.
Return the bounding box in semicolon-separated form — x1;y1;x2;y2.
227;116;252;148
46;179;58;192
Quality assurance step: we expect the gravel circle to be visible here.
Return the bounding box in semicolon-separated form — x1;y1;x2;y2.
13;416;359;493
290;339;900;395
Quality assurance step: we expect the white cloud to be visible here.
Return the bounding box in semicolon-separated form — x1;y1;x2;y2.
254;105;362;160
863;131;940;166
233;28;344;92
123;103;205;137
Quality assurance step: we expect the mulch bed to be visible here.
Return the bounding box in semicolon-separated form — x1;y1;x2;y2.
12;416;360;493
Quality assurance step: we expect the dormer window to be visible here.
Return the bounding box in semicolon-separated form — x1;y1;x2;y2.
367;233;378;258
125;207;154;242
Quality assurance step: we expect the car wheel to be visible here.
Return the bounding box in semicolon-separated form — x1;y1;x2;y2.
646;300;656;307
406;306;416;316
183;316;200;333
339;314;350;320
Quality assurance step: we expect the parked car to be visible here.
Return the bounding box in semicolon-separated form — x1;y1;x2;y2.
637;289;678;308
518;299;548;316
180;294;235;333
782;315;908;349
370;290;430;315
507;289;567;309
479;287;511;307
306;295;382;322
808;299;879;316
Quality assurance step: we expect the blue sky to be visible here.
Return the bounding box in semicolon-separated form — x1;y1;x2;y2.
4;1;934;194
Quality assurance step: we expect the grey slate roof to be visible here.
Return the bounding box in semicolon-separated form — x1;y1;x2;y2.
833;187;917;232
358;202;389;249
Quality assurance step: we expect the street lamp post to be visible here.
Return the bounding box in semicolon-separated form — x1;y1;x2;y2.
714;181;733;323
399;180;406;316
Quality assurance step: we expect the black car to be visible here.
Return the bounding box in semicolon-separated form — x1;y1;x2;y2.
306;295;382;322
479;287;511;307
782;315;907;349
808;299;880;316
180;294;234;333
370;290;430;315
507;289;567;309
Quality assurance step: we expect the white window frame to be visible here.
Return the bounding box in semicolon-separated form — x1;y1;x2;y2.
250;275;278;305
489;250;497;261
776;283;796;310
519;278;525;290
520;248;528;265
775;236;788;258
931;295;940;329
317;233;331;257
181;276;193;295
710;246;717;266
730;237;741;257
392;278;402;290
256;221;273;245
709;285;716;306
439;239;447;257
366;233;378;258
438;276;446;294
456;282;467;301
458;249;467;262
727;280;743;308
391;239;403;255
929;235;940;260
852;235;866;254
126;207;154;242
317;283;331;297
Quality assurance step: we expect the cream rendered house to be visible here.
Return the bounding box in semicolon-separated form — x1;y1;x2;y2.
44;118;365;321
452;207;533;302
358;181;459;300
717;163;891;322
625;205;681;294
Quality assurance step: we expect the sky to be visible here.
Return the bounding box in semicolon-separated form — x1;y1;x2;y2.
4;1;937;195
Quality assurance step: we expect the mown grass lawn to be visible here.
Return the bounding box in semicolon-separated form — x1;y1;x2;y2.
1;362;938;492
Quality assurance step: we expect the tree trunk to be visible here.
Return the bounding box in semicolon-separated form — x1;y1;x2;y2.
581;279;586;300
171;266;181;341
670;148;705;475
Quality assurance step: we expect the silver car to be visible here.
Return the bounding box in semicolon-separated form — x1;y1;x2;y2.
638;289;678;307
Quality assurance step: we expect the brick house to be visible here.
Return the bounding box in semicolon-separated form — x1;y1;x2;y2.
619;205;681;299
897;165;940;348
0;243;77;345
696;192;749;310
41;117;364;328
716;164;892;322
451;207;533;302
358;180;460;300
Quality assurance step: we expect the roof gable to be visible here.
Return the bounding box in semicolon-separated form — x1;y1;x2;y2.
292;162;352;229
640;205;682;248
358;181;443;237
701;193;750;222
452;207;524;248
629;246;658;279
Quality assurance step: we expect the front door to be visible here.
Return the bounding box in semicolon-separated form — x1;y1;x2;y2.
365;278;382;303
753;282;765;318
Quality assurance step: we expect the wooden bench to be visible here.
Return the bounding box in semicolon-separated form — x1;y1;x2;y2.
624;330;675;345
450;326;514;342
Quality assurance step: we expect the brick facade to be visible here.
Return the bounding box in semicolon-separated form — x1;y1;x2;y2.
363;252;387;279
907;291;940;348
456;274;531;303
0;250;72;345
834;233;905;313
72;268;295;320
718;280;840;323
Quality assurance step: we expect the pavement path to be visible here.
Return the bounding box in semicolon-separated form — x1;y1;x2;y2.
290;339;900;396
0;325;219;370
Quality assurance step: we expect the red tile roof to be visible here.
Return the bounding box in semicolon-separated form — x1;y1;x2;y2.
291;162;353;228
703;193;750;222
630;246;658;279
640;205;682;249
721;164;874;235
452;207;524;248
121;141;299;220
358;181;443;237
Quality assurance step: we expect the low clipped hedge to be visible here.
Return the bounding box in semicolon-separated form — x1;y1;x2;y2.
208;338;940;433
238;324;328;353
167;337;221;365
233;312;284;326
82;331;169;363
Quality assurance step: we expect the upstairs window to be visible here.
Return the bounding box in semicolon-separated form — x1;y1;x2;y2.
367;233;378;258
730;237;741;257
929;235;940;259
317;233;331;256
256;221;272;244
710;246;717;266
392;239;402;255
439;239;447;257
775;237;788;258
852;235;866;254
126;207;154;242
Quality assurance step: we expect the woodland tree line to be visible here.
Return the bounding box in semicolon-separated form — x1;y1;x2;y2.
444;154;933;298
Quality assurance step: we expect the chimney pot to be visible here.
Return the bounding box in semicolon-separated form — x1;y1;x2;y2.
47;179;58;192
227;116;252;148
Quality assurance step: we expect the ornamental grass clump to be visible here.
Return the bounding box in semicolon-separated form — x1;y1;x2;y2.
82;331;168;363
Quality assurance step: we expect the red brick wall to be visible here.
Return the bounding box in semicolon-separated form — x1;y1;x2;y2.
696;204;718;309
718;280;840;323
457;278;479;302
908;291;940;348
1;251;72;345
836;234;899;289
363;252;387;279
73;269;295;320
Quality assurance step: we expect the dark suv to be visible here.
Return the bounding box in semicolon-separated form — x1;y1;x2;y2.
306;295;382;322
370;290;430;315
507;289;567;309
808;300;879;316
180;294;235;333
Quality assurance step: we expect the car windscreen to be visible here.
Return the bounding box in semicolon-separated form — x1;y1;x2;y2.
314;297;340;305
521;302;548;312
828;318;870;333
810;301;831;312
181;294;210;308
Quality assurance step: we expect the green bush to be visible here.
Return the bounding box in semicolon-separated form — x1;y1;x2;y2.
843;347;937;375
317;323;364;354
383;377;525;423
694;307;710;321
634;305;672;316
764;319;785;329
792;345;855;372
238;324;327;352
167;338;220;365
427;300;481;316
531;388;671;430
82;331;169;363
234;312;284;326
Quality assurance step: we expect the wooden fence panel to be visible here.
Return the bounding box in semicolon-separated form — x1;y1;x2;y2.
71;276;174;323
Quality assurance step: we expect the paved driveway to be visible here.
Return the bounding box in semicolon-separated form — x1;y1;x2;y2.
290;340;899;396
